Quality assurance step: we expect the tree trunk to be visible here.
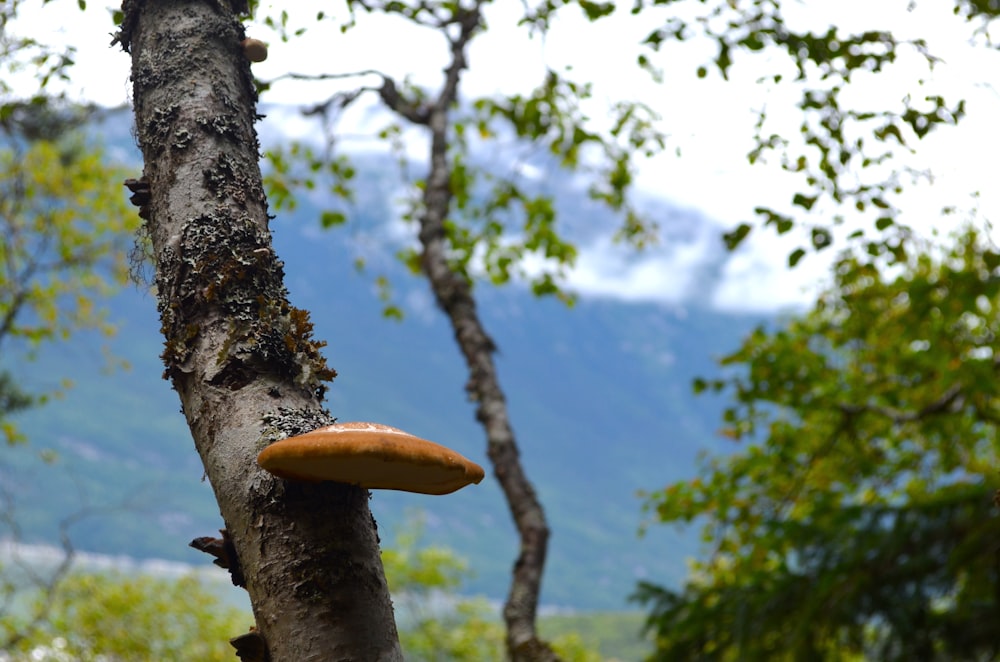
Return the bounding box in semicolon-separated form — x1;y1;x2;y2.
116;1;402;659
417;111;558;662
383;6;558;657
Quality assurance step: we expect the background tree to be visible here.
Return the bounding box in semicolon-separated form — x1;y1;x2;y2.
254;0;998;653
635;226;1000;660
620;0;988;260
2;572;249;662
0;1;172;652
259;1;665;656
382;513;506;661
0;137;135;409
618;2;1000;658
0;0;136;444
1;514;615;662
382;513;605;661
7;0;996;657
0;373;32;443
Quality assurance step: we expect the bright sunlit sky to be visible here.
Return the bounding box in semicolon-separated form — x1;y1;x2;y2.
13;0;1000;312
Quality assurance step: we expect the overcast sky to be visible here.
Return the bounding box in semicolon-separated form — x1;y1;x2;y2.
12;0;1000;312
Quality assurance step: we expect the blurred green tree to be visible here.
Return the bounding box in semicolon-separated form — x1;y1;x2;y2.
0;0;137;445
384;514;602;662
0;515;603;662
636;226;1000;660
1;572;249;661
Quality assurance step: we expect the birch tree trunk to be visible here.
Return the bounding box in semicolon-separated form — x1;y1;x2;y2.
116;1;402;659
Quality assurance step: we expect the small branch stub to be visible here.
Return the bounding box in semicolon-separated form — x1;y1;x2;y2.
124;176;151;220
257;422;485;495
190;528;245;587
230;629;269;662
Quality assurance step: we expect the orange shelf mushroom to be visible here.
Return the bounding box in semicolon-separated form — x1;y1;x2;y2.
257;422;485;495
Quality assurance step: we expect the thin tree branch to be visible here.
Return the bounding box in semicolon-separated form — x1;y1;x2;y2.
838;382;965;424
262;68;383;85
387;2;561;659
378;77;431;125
274;1;561;656
0;477;135;650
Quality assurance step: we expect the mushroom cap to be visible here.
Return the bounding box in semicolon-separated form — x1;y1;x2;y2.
241;38;268;63
257;422;486;495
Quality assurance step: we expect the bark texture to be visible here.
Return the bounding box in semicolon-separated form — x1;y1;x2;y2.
375;4;559;660
117;1;402;659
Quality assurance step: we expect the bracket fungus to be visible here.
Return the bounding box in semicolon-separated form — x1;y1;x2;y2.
257;422;485;495
241;38;268;63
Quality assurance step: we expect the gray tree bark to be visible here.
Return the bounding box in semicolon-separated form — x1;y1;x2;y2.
116;1;402;659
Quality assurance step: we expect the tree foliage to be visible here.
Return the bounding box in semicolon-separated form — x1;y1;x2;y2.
622;0;991;261
255;2;670;657
259;0;668;309
0;0;76;114
250;1;1000;657
636;226;1000;660
0;134;136;446
0;2;138;445
383;514;507;661
0;518;605;662
383;514;603;662
0;137;135;348
0;572;250;662
256;0;1000;292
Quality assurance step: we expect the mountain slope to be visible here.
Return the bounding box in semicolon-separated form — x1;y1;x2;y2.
1;120;768;609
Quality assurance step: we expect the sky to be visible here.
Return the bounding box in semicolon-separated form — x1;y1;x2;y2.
11;0;1000;313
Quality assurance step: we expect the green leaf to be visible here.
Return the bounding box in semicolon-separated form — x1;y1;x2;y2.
722;223;752;250
792;193;818;211
983;251;1000;271
320;210;346;228
8;573;249;659
578;1;615;20
755;207;794;235
811;227;832;250
788;247;806;267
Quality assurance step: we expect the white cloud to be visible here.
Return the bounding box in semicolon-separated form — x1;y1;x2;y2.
14;0;1000;314
9;3;130;106
711;245;828;313
402;287;438;323
564;226;717;304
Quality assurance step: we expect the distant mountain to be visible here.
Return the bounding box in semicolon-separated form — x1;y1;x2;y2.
1;110;770;610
